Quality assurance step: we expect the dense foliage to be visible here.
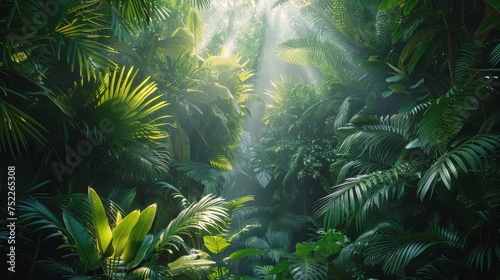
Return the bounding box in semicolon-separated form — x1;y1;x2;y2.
1;0;499;279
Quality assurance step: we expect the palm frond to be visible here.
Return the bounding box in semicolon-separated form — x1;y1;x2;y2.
454;42;483;81
167;251;214;277
244;230;290;263
417;80;480;154
333;97;364;130
55;15;117;81
112;0;153;28
316;163;412;229
91;142;171;184
0;70;57;157
488;41;500;66
466;239;500;272
416;257;465;280
127;264;168;280
37;259;79;279
173;160;226;189
361;221;462;276
184;0;212;9
94;66;169;145
337;114;410;166
155;195;228;252
276;37;360;83
18;197;66;242
418;134;500;200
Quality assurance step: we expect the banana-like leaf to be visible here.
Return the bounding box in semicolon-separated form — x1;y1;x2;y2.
111;210;140;258
122;204;157;262
167;253;215;275
128;234;154;269
88;187;113;256
228;248;266;260
63;211;101;271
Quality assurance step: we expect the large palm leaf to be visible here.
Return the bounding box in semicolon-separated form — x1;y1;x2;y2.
154;194;228;252
417;79;481;155
316;162;414;229
360;220;462;276
418;134;500;200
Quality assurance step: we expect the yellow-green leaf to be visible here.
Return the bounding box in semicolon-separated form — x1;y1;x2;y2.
88;187;112;255
122;204;157;263
111;210;140;258
203;235;231;254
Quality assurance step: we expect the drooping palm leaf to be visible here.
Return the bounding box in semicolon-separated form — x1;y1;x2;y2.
418;134;500;199
316;163;412;229
417;80;480;155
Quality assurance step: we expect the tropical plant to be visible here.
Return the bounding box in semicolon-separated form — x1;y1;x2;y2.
16;186;246;279
271;0;500;279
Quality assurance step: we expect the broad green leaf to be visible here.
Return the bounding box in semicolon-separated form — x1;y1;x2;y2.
128;234;153;268
111;210;140;258
122;204;157;263
314;232;344;257
168;254;215;273
208;267;228;280
475;14;500;35
88;187;112;256
379;0;405;11
382;90;394;98
288;253;328;280
171;124;190;161
386;75;404;82
203;235;231;254
296;243;315;259
202;56;242;72
228;248;266;260
403;0;421;15
270;260;289;274
388;84;408;94
63;211;101;270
